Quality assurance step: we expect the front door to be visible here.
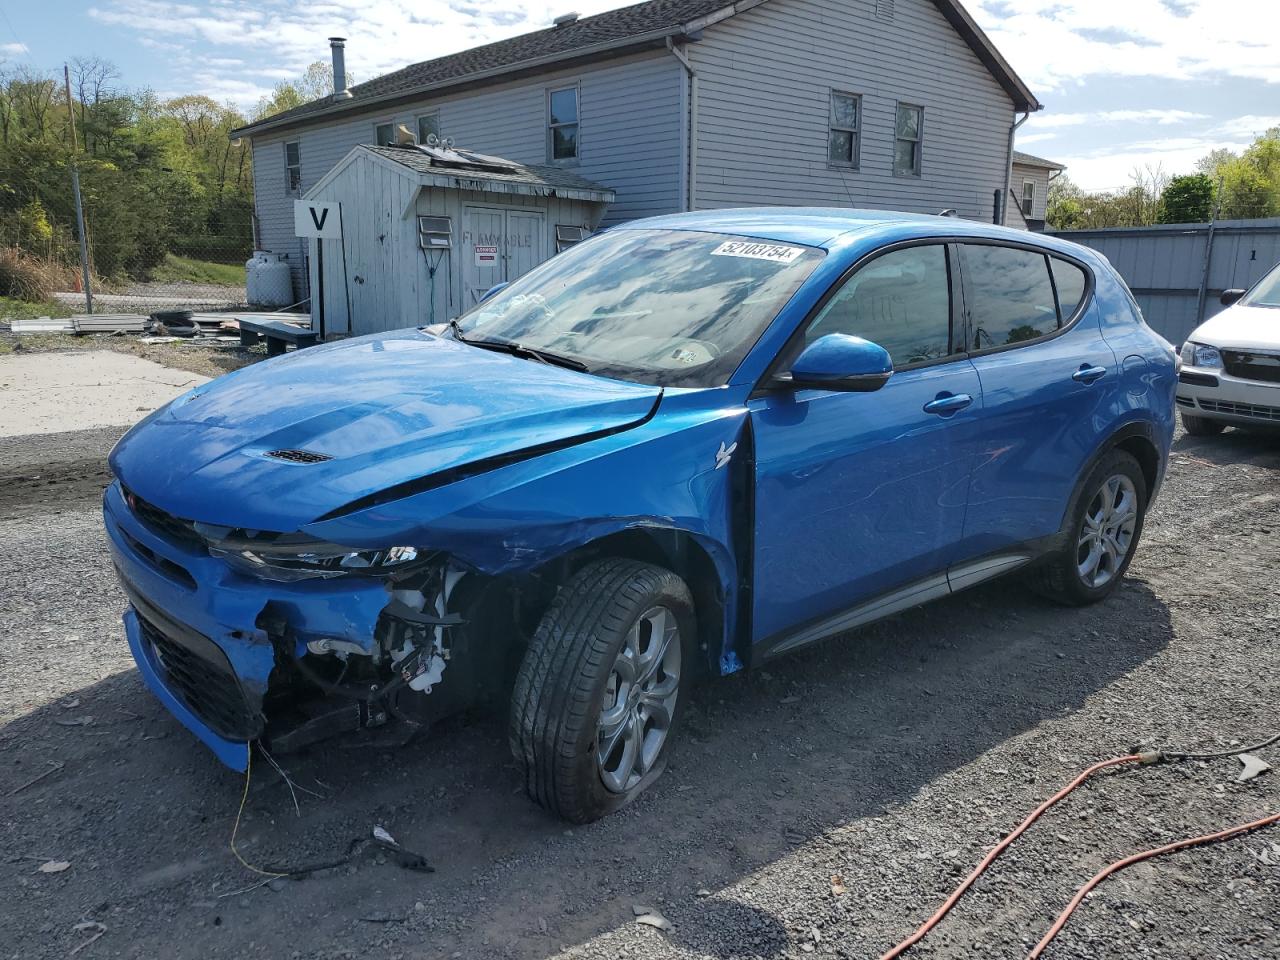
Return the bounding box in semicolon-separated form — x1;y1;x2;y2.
749;243;982;647
463;206;546;306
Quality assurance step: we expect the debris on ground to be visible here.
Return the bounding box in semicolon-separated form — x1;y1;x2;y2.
1237;754;1271;782
38;860;71;873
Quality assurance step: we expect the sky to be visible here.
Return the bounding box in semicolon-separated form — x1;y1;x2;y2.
1;0;1278;191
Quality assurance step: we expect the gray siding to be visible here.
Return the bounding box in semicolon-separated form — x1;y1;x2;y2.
251;50;685;297
689;0;1014;222
1012;162;1051;221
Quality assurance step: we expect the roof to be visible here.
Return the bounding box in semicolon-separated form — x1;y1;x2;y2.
309;144;616;204
232;0;1040;139
622;206;1053;248
1012;150;1066;171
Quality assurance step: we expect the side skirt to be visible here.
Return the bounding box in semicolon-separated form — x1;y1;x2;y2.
758;551;1034;661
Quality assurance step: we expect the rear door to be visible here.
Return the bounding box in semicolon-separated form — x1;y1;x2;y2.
749;242;982;649
956;242;1116;556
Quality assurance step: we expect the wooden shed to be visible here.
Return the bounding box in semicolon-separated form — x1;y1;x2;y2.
301;143;615;336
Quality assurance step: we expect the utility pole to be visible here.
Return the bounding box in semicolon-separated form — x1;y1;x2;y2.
1194;176;1224;325
63;64;93;315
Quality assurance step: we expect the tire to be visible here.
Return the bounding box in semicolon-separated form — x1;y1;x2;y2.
509;558;695;823
1181;411;1226;436
1027;449;1148;607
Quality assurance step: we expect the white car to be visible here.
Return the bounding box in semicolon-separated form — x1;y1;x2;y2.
1176;259;1280;435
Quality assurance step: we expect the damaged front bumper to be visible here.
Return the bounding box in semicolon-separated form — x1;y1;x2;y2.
104;481;450;771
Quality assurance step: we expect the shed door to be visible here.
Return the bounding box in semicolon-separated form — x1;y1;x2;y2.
463;206;546;306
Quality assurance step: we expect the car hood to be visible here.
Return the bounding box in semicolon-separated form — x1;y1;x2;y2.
1190;304;1280;350
109;329;661;531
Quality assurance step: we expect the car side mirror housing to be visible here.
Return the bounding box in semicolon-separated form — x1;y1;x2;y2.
481;282;510;303
779;334;893;392
1220;288;1246;307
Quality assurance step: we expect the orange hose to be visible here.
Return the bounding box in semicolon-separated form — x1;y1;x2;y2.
1028;809;1280;959
878;755;1142;960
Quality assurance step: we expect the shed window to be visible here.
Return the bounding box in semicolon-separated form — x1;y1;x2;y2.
828;91;861;167
418;217;453;250
894;104;923;177
1022;180;1036;216
284;141;301;194
556;225;589;252
548;86;579;161
417;113;441;145
374;122;396;146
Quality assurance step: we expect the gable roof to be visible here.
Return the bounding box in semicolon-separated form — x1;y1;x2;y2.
232;0;1039;139
1012;150;1066;171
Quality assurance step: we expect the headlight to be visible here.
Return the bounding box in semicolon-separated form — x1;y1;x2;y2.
1180;341;1222;368
206;536;425;581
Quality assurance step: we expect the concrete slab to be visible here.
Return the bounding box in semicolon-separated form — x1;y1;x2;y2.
0;351;209;438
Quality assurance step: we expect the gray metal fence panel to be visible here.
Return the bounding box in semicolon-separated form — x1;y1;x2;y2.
1050;218;1280;346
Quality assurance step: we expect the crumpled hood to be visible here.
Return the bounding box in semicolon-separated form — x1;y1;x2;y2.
110;329;660;531
1190;304;1280;351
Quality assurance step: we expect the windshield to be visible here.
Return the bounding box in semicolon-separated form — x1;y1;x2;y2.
453;228;825;387
1242;261;1280;309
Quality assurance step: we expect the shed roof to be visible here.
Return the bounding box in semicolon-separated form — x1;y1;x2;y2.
1012;150;1066;171
233;0;1039;139
309;144;617;205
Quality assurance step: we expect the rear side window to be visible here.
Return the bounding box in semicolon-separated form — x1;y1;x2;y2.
806;244;953;367
961;244;1059;349
1050;257;1089;319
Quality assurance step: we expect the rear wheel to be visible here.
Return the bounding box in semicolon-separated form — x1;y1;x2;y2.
1028;449;1147;606
1181;411;1226;436
509;558;694;823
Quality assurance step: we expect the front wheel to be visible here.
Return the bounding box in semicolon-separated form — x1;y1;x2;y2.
509;558;694;823
1181;411;1226;436
1027;449;1148;606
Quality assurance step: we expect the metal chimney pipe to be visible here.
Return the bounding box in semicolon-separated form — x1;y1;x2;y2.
329;38;352;99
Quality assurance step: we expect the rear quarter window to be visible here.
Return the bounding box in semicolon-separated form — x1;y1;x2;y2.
1050;257;1089;319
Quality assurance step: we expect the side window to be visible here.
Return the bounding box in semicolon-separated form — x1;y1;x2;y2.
893;104;923;177
417;113;440;144
548;86;579;161
806;244;953;367
961;244;1059;348
828;91;861;167
1050;257;1089;320
284;141;301;195
374;122;396;146
1022;180;1036;216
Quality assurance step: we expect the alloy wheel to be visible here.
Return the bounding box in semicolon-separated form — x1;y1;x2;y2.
596;605;681;794
1076;474;1138;589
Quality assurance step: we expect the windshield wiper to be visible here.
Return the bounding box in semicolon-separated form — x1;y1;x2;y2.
448;319;468;342
457;335;590;372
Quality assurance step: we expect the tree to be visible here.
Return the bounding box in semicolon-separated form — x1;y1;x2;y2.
1046;176;1087;230
1157;173;1215;224
254;61;354;121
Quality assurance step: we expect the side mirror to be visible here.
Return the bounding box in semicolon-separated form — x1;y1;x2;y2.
1220;288;1246;307
481;282;510;303
779;334;893;392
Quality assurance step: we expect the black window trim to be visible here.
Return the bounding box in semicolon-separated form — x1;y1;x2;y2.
952;238;1096;360
753;237;966;396
827;89;862;170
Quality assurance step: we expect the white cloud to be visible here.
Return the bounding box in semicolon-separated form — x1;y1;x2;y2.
1016;132;1058;145
1209;115;1280;138
1;41;29;56
1028;109;1209;129
1056;135;1255;190
970;0;1280;93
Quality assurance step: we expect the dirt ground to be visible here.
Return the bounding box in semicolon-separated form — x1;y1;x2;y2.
0;334;264;380
1;369;1278;959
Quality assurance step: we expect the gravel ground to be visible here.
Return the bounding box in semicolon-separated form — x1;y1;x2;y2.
1;420;1278;960
0;335;263;380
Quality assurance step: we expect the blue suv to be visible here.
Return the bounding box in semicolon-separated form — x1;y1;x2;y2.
104;209;1176;822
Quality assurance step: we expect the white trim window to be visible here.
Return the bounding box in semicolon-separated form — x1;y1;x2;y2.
894;104;923;177
548;85;579;161
828;91;861;168
417;113;441;144
284;141;301;194
374;122;396;146
1022;180;1036;216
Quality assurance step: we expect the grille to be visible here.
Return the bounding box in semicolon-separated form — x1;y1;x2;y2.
136;609;263;741
1178;371;1219;388
266;449;333;464
1198;398;1280;422
123;486;203;547
1222;349;1280;385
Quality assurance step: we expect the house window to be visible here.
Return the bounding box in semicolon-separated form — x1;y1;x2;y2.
556;224;589;252
894;104;923;177
374;122;396;146
417;113;441;145
1022;180;1036;216
828;91;861;167
284;141;301;194
548;86;579;161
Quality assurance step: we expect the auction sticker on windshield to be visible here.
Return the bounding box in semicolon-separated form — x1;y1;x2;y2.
711;241;806;264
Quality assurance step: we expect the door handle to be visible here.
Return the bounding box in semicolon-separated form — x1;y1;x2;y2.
923;393;974;416
1072;364;1107;384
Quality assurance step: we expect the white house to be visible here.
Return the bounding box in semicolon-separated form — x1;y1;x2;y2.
231;0;1042;304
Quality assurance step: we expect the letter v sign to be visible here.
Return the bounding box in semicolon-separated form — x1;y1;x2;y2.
294;200;342;239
